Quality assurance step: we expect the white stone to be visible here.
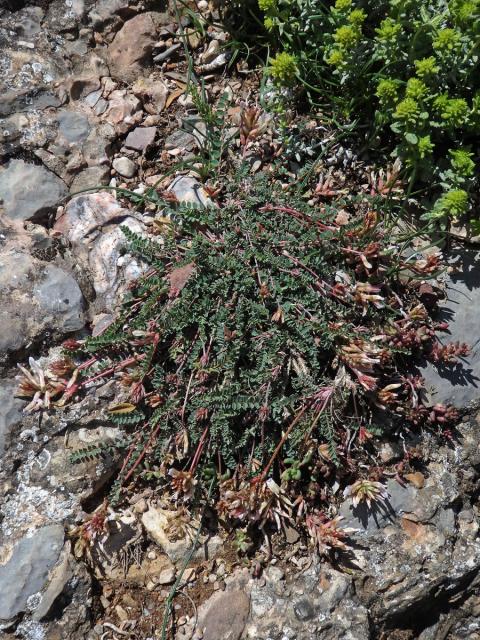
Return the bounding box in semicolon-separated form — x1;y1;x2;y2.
113;156;137;178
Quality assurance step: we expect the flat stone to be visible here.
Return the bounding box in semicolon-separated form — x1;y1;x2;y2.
158;567;176;585
0;525;64;622
196;590;250;640
107;13;157;83
124;126;157;152
339;479;417;534
57;110;91;143
36;265;85;332
164;129;197;152
113;157;137;178
32;544;72;621
420;249;480;408
0;160;67;222
69;166;110;194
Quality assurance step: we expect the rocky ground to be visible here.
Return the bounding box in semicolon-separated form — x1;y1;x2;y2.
1;1;480;639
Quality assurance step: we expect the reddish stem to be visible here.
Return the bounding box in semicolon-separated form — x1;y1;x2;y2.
80;354;146;387
122;420;164;485
189;426;209;473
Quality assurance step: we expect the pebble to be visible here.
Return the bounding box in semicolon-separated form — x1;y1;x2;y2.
115;605;129;621
181;568;196;584
57;110;90;143
158;568;176;585
112;156;137;178
125;126;157;152
200;39;220;64
146;580;157;591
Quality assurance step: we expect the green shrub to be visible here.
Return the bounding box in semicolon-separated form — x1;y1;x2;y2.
254;0;480;224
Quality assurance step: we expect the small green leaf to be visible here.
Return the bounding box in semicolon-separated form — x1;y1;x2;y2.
405;132;418;144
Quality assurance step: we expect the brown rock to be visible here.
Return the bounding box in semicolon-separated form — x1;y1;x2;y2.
197;590;250;640
104;90;142;128
400;517;426;540
107;13;157;82
132;78;168;114
405;472;425;489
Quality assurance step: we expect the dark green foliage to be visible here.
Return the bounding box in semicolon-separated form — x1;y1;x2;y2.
70;442;117;464
74;170;458;506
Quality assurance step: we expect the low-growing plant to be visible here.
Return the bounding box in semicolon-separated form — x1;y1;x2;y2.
62;169;465;537
249;0;480;225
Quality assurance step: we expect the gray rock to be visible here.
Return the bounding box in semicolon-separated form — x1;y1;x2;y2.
0;525;64;622
82;124;115;167
14;6;44;38
0;89;63;119
243;560;370;640
113;157;137;178
0;160;67;222
69;165;110;194
339;478;417;533
0;250;85;357
169;175;214;208
84;89;103;108
293;597;314;621
124;126;157;152
94;98;108;115
57;110;91;143
182;116;207;146
36;265;85;332
31;544;72;621
347;419;480;625
421;249;480;408
0;379;24;454
164;128;197;152
89;0;132;27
